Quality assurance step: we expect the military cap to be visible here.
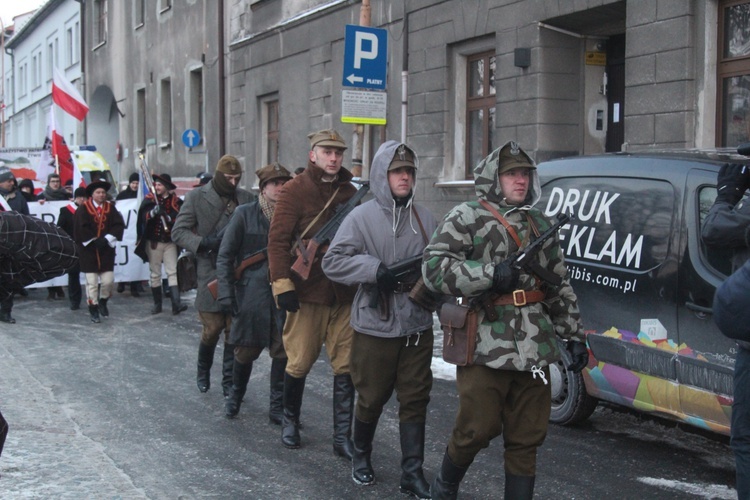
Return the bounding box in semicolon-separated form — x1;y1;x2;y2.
496;141;536;175
389;144;417;171
308;129;347;150
256;163;292;190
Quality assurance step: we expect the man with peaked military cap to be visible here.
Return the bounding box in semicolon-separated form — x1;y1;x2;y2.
172;155;255;397
136;173;188;315
74;180;125;323
217;163;292;420
267;129;358;456
423;141;587;499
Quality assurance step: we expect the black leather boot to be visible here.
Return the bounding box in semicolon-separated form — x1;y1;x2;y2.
399;422;431;499
281;374;306;449
332;373;355;460
269;358;287;425
150;287;162;314
98;298;109;317
88;304;100;324
0;409;7;456
222;343;235;398
225;360;253;419
351;417;378;486
196;342;215;393
504;472;535;500
170;286;187;315
431;450;468;500
130;282;141;297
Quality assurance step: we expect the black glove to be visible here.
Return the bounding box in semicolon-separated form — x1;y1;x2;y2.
566;341;589;373
716;163;750;205
492;261;520;294
276;291;300;313
217;296;236;316
150;204;164;217
198;235;221;253
376;264;398;293
94;237;110;251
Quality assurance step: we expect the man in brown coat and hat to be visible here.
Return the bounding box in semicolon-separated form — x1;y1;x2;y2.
73;180;125;323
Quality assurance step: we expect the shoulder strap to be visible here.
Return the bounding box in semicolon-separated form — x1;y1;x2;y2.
411;206;429;245
477;199;522;247
298;186;340;241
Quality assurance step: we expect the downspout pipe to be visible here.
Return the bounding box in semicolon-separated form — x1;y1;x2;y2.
401;14;408;144
218;0;226;157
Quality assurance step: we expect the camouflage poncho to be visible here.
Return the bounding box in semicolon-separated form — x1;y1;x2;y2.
422;143;583;371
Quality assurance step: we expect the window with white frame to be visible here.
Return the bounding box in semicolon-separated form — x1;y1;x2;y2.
188;67;203;140
160;78;172;146
66;21;80;66
134;0;145;27
94;0;108;46
136;87;146;150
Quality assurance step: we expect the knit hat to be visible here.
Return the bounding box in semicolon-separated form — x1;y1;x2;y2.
19;179;34;191
308;129;347;150
256;163;292;190
216;155;243;175
152;173;176;191
0;168;14;183
74;187;88;198
129;172;139;183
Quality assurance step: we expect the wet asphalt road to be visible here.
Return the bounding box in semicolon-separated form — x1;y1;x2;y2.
0;287;737;499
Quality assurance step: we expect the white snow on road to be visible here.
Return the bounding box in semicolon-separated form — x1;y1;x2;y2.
637;477;735;499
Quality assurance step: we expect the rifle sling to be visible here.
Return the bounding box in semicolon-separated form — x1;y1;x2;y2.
234;252;267;281
292;187;340;255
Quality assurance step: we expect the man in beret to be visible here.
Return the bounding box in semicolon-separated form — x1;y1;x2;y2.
216;163;292;420
135;173;187;315
267;129;358;457
172;155;255;396
57;186;88;311
74;181;125;323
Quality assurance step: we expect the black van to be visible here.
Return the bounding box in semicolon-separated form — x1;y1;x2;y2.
537;150;749;436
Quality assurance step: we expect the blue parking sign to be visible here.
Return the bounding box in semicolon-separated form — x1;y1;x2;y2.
342;25;388;91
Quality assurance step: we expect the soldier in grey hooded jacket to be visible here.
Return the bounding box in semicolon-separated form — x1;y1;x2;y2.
323;141;437;499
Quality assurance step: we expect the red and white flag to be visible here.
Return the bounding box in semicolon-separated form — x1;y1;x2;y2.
52;67;89;121
40;106;83;188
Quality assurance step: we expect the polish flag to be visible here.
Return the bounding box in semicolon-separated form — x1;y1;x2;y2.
52;67;89;121
41;106;82;188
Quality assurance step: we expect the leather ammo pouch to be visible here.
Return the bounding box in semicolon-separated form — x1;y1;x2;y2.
439;302;478;366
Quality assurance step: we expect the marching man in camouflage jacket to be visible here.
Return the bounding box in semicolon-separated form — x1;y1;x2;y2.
422;141;588;500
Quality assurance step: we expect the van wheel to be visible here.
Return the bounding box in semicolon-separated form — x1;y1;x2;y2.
549;343;598;425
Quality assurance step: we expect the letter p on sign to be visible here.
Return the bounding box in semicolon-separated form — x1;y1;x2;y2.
354;31;378;69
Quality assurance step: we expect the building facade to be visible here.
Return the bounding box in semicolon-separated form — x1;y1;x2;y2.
81;0;223;185
3;0;83;150
227;0;750;216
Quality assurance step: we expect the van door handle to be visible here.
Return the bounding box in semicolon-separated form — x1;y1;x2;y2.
685;301;712;315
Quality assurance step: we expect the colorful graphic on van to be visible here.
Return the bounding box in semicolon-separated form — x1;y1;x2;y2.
583;327;732;435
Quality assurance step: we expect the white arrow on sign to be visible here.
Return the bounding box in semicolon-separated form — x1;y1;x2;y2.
346;74;364;85
187;130;196;146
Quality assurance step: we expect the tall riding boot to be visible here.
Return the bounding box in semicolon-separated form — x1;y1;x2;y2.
431;450;469;500
150;287;163;314
399;422;431;499
504;472;535;500
351;417;378;486
88;304;100;324
222;343;235;398
332;373;355;460
196;342;216;393
170;286;187;315
0;409;7;456
225;360;253;419
98;298;109;318
281;373;306;449
269;357;287;425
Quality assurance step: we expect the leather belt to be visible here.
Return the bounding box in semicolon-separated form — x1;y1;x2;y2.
394;282;417;293
494;289;546;307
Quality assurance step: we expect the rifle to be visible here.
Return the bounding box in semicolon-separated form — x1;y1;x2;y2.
136;153;168;231
207;248;267;300
477;212;572;321
368;254;424;308
291;181;370;280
